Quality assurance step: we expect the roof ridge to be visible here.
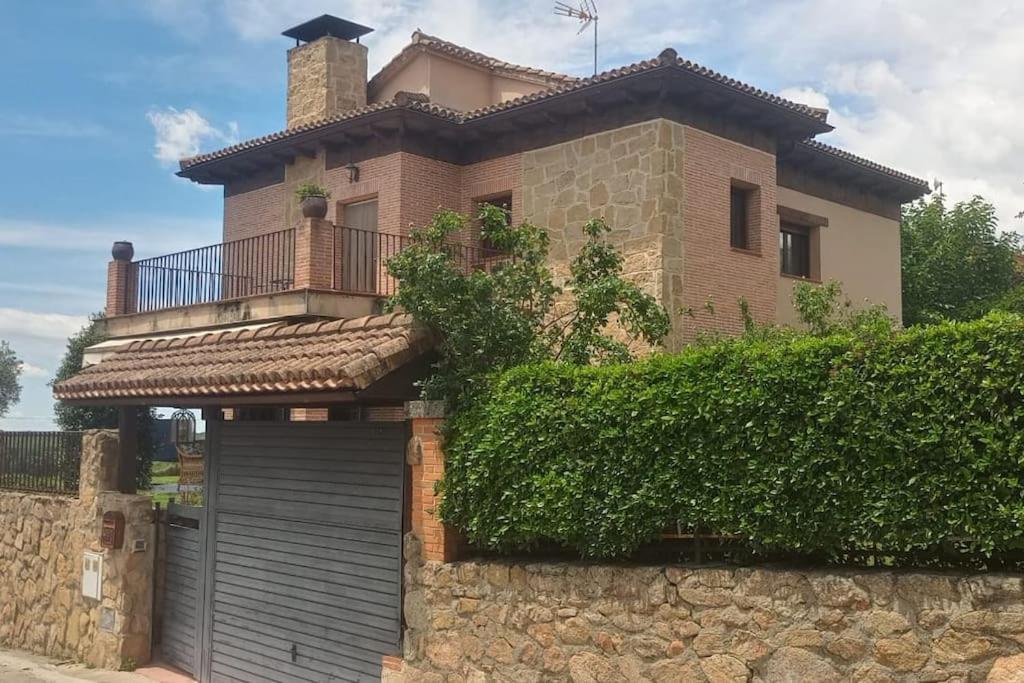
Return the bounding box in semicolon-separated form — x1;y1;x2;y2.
403;30;579;84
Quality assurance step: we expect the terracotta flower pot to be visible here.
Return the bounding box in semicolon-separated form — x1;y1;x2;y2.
301;196;328;219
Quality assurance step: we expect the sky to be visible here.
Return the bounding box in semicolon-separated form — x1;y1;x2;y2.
1;0;1023;430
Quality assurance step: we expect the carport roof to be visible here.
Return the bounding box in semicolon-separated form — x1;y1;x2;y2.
52;313;431;403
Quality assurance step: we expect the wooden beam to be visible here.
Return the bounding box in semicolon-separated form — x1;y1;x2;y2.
117;407;138;494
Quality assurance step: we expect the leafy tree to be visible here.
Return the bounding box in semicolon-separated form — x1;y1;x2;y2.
901;194;1019;325
386;206;670;404
52;314;155;490
0;340;22;418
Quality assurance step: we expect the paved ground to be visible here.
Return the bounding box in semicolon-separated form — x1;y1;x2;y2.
0;650;186;683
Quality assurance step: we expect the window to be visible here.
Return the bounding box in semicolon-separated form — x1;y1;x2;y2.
476;194;512;252
730;186;753;250
779;222;811;278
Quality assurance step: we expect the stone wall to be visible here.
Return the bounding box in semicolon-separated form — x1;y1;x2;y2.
391;538;1024;682
0;431;155;670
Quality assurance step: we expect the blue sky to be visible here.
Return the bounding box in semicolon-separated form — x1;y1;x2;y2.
1;0;1022;429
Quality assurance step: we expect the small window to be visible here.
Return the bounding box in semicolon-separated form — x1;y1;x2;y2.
730;186;753;250
476;194;512;251
780;223;811;278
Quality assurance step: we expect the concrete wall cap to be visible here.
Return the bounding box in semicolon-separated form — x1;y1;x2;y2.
406;400;446;419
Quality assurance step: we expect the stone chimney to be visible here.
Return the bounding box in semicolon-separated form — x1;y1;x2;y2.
283;15;373;129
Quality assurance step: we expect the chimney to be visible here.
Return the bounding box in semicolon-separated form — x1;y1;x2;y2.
283;15;374;129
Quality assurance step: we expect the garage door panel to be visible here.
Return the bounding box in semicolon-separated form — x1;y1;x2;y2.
207;421;404;683
214;615;388;674
215;535;399;578
216;518;398;560
215;494;402;530
217;483;401;513
213;567;400;629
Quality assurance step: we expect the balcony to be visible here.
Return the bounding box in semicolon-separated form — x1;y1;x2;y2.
102;217;503;338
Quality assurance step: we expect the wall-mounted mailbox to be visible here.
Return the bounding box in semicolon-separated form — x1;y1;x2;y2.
101;511;125;550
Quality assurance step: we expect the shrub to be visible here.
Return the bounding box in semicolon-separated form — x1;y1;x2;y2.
439;313;1024;559
295;183;330;200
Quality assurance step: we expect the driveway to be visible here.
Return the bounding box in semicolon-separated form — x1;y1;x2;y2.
0;650;182;683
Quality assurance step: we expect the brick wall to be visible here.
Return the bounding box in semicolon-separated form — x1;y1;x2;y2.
678;124;779;339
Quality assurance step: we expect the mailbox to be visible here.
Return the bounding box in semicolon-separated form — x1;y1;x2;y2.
101;511;125;550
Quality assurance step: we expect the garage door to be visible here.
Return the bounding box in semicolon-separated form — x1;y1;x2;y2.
204;421;406;683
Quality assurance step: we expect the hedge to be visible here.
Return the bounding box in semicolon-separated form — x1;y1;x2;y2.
438;313;1024;559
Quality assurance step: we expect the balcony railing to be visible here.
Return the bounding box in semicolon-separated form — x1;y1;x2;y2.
130;229;295;313
111;222;508;315
333;226;507;298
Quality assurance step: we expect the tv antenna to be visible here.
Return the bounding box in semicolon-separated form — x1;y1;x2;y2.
554;0;599;75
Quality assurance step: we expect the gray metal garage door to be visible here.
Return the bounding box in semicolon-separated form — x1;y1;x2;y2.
202;421;406;683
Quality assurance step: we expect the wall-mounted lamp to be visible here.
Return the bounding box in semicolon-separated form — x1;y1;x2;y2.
346;162;360;183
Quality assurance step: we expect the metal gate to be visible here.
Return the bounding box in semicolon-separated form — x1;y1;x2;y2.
198;420;406;683
162;503;204;677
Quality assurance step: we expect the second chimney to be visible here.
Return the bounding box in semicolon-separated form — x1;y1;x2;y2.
283;15;373;129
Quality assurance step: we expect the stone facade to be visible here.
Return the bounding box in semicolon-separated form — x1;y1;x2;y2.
0;431;154;670
286;36;368;129
392;540;1024;682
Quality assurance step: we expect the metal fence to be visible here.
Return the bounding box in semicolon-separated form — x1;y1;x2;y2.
333;226;509;297
130;228;296;313
0;431;84;496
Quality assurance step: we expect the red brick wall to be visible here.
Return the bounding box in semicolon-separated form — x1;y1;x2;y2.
223;182;286;242
409;416;459;562
680;126;779;338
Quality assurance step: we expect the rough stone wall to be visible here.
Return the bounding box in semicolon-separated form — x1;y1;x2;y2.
286;36;368;129
521;120;685;351
393;543;1024;682
0;431;154;670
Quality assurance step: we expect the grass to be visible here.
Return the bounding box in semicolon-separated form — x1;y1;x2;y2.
143;466;181;508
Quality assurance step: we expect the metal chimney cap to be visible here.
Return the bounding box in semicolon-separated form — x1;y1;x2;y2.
282;14;374;43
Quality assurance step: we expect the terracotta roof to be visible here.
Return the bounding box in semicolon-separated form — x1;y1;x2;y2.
53;314;431;401
797;140;930;191
369;30;579;95
180;47;830;171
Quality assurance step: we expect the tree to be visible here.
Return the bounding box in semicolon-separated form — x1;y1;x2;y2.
901;194;1019;325
0;340;22;418
386;206;670;405
52;315;155;490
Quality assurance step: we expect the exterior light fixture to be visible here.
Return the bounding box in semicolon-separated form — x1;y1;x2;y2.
346;162;360;183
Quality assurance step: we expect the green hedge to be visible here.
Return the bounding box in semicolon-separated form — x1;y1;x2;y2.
439;313;1024;559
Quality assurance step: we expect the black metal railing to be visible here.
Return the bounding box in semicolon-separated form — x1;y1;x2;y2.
333;226;508;297
130;229;296;313
0;431;83;496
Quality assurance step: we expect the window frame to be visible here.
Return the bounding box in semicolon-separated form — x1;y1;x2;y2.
779;221;812;279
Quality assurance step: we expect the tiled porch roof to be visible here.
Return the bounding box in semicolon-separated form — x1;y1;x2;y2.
53;314;431;402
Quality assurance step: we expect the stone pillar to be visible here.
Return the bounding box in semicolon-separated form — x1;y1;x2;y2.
79;430;120;507
105;241;134;317
294;217;336;289
406;400;461;562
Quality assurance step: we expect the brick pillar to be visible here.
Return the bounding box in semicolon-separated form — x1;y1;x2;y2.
294;217;335;289
105;241;134;316
406;400;460;562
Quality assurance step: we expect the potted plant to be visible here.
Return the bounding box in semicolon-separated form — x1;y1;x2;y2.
296;183;331;219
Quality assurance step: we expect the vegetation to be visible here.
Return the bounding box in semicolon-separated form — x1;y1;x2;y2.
901;194;1020;325
0;340;22;418
52;315;155;491
386;206;669;405
295;183;331;200
439;310;1024;560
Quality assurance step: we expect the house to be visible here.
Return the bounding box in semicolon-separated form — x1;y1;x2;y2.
53;14;929;682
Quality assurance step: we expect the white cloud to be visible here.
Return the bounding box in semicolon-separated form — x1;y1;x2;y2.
147;107;239;165
0;114;108;139
0;309;87;342
0;216;222;256
18;362;49;378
